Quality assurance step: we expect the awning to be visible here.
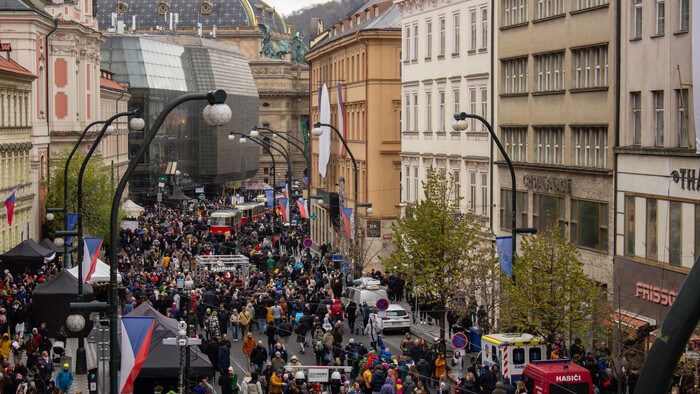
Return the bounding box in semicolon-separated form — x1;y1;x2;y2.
602;308;657;335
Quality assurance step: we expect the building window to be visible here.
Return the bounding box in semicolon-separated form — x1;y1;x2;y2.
481;172;488;215
426;91;432;132
571;199;608;252
646;198;658;261
405;165;411;201
504;0;528;26
680;0;689;32
535;51;565;92
413;166;419;201
481;8;488;49
454;13;461;54
502;57;528;94
500;189;528;230
572;45;608;89
426;20;433;57
404;25;411;61
453;89;460;118
633;0;643;39
533;194;565;234
669;201;682;266
502;127;528;161
654;90;664;147
404;94;411;131
625;195;635;256
439;17;446;56
454;170;461;201
470;10;477;51
412;93;418;132
656;0;665;35
632;92;642;145
469;171;476;211
469;89;477;131
572;127;608;168
480;87;488;128
536;0;564;19
678;89;689;148
413;23;419;60
575;0;609;11
535;127;564;165
439;91;446;131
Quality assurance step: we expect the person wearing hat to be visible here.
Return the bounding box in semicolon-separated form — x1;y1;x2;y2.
205;308;221;341
271;351;285;371
56;363;73;394
270;369;286;394
218;366;238;394
243;333;256;370
287;355;302;374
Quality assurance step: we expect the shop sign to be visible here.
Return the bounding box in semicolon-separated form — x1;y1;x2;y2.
636;282;677;306
367;220;381;238
670;169;700;190
523;174;572;194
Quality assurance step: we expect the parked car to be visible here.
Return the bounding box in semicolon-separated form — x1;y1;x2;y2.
370;304;411;334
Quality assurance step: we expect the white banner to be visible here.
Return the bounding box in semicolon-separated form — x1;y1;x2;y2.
318;84;331;178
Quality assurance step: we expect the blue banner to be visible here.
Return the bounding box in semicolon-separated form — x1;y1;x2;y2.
264;190;274;208
66;213;78;244
496;236;513;278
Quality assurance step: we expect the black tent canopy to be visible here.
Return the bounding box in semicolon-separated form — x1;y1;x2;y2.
31;270;94;336
0;239;55;274
126;302;213;379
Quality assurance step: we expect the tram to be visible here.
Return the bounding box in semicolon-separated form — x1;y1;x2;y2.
237;201;267;224
209;209;242;235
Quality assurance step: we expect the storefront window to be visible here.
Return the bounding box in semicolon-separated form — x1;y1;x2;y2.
646;199;658;261
625;195;635;256
500;189;527;230
533;194;565;234
669;201;682;266
571;199;608;252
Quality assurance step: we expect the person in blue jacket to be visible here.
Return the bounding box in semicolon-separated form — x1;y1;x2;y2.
56;363;73;394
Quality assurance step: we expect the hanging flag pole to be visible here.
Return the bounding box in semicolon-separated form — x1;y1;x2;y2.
3;183;21;226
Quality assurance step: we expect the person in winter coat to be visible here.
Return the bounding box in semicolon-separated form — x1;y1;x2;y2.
370;367;387;394
251;341;268;372
56;363;73;394
270;369;286;394
243;333;256;369
230;309;241;342
434;354;446;379
218;342;232;373
402;376;416;394
331;299;343;324
0;334;10;360
364;317;380;350
379;378;395;394
451;351;464;381
247;372;264;394
346;300;358;334
240;306;252;337
218;367;238;394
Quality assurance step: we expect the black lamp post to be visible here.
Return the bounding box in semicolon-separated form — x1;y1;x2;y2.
251;126;310;200
47;120;106;268
228;132;277;209
108;90;231;393
452;112;536;280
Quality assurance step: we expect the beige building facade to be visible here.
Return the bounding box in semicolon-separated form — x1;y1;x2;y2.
307;0;402;267
614;0;693;324
396;0;496;230
497;0;617;287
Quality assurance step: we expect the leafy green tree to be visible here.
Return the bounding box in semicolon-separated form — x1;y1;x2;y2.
382;168;494;342
45;149;121;246
501;227;606;345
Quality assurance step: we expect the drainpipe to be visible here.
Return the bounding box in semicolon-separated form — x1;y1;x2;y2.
489;0;495;234
612;0;621;273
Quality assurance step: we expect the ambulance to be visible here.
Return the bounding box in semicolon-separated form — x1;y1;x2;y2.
521;360;594;394
480;333;546;382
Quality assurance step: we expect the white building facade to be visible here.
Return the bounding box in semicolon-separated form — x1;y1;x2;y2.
396;0;496;227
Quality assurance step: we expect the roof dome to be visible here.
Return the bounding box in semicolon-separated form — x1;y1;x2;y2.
96;0;287;33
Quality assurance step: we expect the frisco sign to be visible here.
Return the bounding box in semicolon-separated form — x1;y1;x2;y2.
636;282;677;306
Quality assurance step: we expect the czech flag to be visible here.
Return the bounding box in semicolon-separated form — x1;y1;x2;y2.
341;208;354;240
3;183;20;226
82;237;103;283
119;316;155;394
297;199;308;219
301;176;308;186
279;198;289;222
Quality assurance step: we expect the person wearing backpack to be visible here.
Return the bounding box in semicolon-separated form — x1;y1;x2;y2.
313;333;326;365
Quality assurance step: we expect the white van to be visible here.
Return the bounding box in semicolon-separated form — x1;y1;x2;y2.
344;282;389;308
480;333;546;383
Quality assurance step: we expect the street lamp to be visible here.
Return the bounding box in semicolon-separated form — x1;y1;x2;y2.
252;126;310;202
108;90;230;393
230;131;276;209
452;112;536;281
45;212;55;221
73;109;142;375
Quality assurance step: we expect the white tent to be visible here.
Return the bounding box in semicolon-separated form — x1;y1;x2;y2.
122;199;145;219
67;259;122;283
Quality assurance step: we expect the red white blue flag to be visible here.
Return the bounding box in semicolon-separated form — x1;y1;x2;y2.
297;199;308;219
341;208;354;240
82;237;103;283
278;198;289;223
3;183;20;226
119;316;155;393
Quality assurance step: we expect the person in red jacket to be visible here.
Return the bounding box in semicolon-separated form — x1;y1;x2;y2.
331;299;343;325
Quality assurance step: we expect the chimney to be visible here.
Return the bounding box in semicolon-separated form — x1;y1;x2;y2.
0;43;11;60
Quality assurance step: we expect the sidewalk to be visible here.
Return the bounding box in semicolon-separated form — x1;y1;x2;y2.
56;338;91;393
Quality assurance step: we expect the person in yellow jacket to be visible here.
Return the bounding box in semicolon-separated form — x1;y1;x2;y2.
269;369;286;394
434;354;446;379
162;255;170;268
0;333;11;360
239;306;252;337
242;332;256;370
363;365;373;390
